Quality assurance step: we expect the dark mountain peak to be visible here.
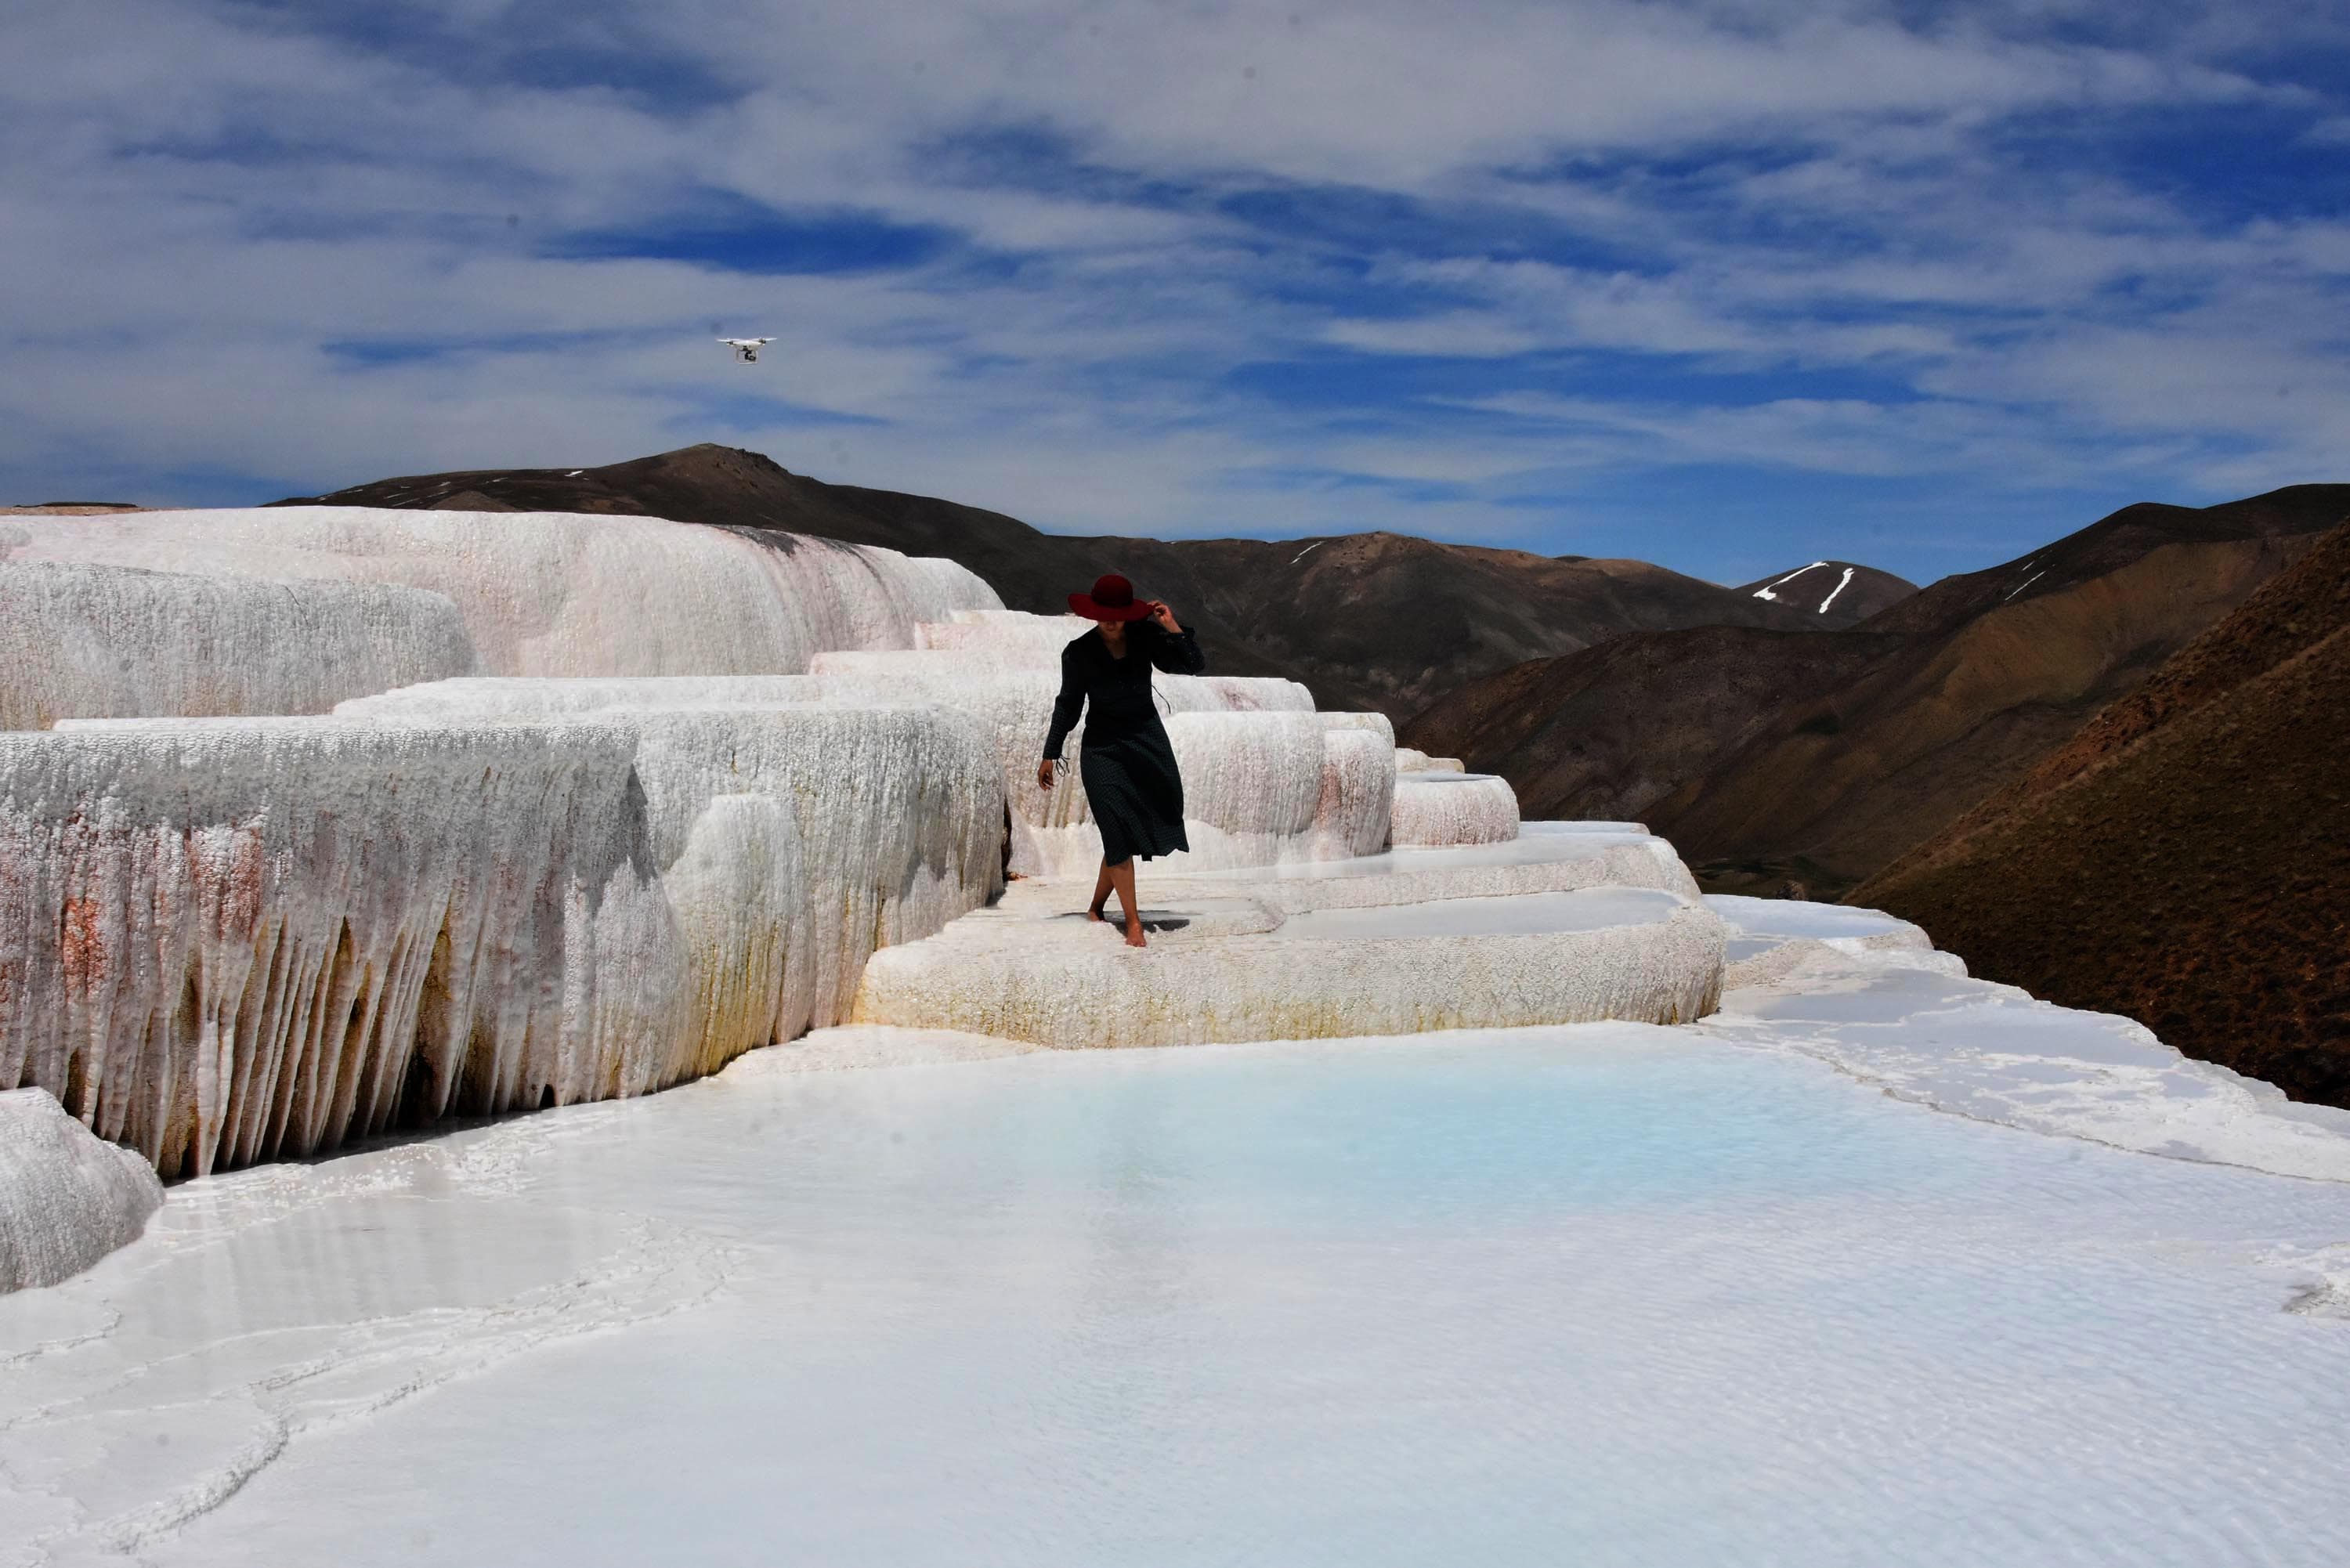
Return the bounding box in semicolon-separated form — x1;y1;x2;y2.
1732;561;1916;628
606;443;799;486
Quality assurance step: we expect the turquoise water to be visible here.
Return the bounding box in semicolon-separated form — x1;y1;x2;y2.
11;1029;2350;1566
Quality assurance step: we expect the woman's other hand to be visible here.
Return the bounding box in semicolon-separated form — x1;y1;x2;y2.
1146;600;1182;634
1037;758;1055;791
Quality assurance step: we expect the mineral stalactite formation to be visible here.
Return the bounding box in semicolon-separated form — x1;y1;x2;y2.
0;703;1010;1180
2;718;682;1177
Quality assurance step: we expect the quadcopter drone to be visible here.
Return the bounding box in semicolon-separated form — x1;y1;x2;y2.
717;337;776;363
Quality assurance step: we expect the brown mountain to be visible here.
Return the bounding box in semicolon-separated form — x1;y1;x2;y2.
1406;484;2350;894
276;443;1907;722
1854;519;2350;1109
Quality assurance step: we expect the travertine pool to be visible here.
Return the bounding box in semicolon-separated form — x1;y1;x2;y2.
6;1025;2347;1567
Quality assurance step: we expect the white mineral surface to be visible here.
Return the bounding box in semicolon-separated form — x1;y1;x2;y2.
337;674;823;719
1388;768;1522;845
910;611;1311;719
806;656;1377;876
5;999;2348;1564
5;507;998;679
0;509;1396;1201
1182;820;1697;901
1264;885;1687;939
0;703;1000;1176
1702;896;2350;1183
0;560;475;729
1308;723;1397;860
913;608;1093;664
850;843;1723;1047
7;503;2346;1564
0;1088;162;1295
609;703;1005;1039
0;717;677;1177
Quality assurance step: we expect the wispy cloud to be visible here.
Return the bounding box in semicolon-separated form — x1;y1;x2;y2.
2;0;2346;582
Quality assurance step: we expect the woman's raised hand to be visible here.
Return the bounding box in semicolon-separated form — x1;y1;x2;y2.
1036;758;1055;791
1146;599;1181;633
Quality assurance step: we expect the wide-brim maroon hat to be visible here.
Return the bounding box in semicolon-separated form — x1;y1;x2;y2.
1069;573;1152;622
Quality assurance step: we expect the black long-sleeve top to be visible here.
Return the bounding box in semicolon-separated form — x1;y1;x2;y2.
1040;620;1207;761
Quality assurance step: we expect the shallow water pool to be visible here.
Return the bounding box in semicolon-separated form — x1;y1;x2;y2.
5;1028;2348;1566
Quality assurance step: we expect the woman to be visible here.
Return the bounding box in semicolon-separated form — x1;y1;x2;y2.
1036;573;1206;948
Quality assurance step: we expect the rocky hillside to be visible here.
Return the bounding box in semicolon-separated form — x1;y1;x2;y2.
1855;519;2350;1108
1400;625;1901;830
1408;484;2350;893
280;444;1911;721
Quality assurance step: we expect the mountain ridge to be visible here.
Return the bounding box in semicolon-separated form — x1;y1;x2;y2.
1405;482;2350;894
277;442;1914;721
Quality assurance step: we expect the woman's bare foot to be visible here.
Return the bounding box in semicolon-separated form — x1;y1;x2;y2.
1124;919;1148;948
1085;904;1108;923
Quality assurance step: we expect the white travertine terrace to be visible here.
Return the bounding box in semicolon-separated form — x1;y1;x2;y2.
341;674;822;720
851;862;1723;1048
0;500;1727;1317
606;704;1004;1044
1710;894;1950;990
804;652;1379;876
851;833;1722;1049
0;1087;163;1295
23;528;2350;1553
1699;896;2350;1183
1162;711;1325;867
343;694;1006;1059
0;558;476;729
914;609;1093;665
911;611;1319;713
1390;770;1521;846
804;669;1083;876
1180;822;1700;906
5;507;999;679
1;702;1005;1178
912;609;1325;711
1305;714;1401;857
812;649;1315;715
1312;726;1400;861
339;659;1361;883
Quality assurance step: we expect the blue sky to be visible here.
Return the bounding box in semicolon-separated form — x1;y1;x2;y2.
4;1;2348;585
